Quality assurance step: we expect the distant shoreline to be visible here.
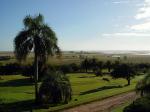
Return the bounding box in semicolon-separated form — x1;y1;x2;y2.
0;50;150;56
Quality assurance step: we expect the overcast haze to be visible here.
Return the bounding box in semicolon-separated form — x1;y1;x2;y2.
1;0;150;51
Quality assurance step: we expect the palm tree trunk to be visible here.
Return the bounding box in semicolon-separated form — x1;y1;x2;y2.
35;53;39;103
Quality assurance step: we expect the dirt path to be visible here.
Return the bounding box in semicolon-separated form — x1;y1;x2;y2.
62;91;139;112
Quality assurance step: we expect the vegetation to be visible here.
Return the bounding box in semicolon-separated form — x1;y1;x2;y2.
123;73;150;112
0;13;149;111
111;101;131;112
14;14;60;102
0;73;144;111
136;73;150;96
123;96;150;112
39;70;72;105
111;63;136;85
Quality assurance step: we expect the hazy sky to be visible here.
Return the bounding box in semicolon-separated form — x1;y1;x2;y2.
1;0;150;51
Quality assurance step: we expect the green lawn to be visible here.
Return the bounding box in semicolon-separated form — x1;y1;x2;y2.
0;73;144;112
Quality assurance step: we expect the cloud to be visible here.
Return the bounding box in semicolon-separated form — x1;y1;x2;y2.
112;0;130;4
130;21;150;31
129;0;150;32
135;0;150;20
102;32;150;37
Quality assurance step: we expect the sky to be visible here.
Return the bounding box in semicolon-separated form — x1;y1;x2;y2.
1;0;150;51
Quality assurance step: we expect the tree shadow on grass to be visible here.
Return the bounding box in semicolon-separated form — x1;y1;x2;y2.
78;76;96;78
0;99;64;112
0;100;52;112
0;100;35;112
80;85;123;95
0;78;34;87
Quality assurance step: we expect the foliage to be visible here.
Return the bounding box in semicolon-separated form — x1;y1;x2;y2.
123;96;150;112
80;58;104;73
136;73;150;96
95;69;102;76
105;60;112;72
14;14;60;102
14;14;60;61
59;63;80;74
69;63;80;72
80;58;89;72
111;63;136;85
38;71;72;104
135;63;150;74
123;71;150;112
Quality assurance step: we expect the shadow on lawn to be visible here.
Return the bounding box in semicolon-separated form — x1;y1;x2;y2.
0;78;34;87
0;99;53;112
0;100;35;112
80;85;123;95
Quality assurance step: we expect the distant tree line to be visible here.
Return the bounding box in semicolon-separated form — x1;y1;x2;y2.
0;56;11;61
0;58;150;85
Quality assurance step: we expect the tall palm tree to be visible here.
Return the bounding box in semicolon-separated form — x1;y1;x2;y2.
14;14;60;103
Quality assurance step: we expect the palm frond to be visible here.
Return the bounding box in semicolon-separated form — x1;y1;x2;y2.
23;15;33;29
14;30;33;61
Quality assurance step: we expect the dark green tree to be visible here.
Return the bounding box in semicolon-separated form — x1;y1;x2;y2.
111;63;136;85
90;58;98;73
81;57;88;73
105;60;112;72
14;14;60;103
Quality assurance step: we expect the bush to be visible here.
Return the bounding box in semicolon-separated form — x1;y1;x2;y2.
38;70;72;104
69;63;80;72
95;70;102;76
124;96;150;112
60;64;73;73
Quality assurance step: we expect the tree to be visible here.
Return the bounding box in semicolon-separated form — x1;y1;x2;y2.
14;14;60;103
81;57;88;73
111;63;136;85
90;58;98;73
95;61;103;76
97;61;103;71
105;60;111;72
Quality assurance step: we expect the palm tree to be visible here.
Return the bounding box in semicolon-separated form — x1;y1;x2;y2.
14;14;60;103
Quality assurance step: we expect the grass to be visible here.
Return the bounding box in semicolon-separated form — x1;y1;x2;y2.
0;73;144;112
111;101;131;112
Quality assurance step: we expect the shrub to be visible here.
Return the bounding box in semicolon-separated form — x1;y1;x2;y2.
38;70;72;104
69;63;80;72
95;70;102;76
60;64;73;73
123;96;150;112
136;73;150;96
